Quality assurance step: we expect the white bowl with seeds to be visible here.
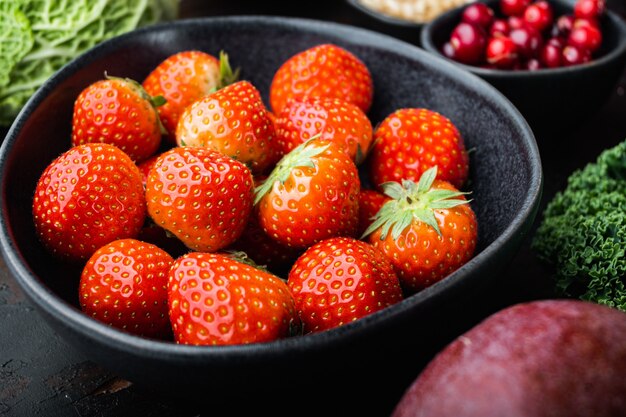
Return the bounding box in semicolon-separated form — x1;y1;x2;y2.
346;0;473;45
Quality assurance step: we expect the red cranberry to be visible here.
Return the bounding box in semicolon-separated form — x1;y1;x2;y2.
574;0;605;19
568;25;602;52
509;26;544;59
462;3;495;28
540;42;563;67
524;58;543;70
546;36;565;49
490;18;510;37
486;37;518;68
508;15;527;30
551;14;575;37
562;45;592;66
450;22;488;64
574;17;600;29
523;1;554;32
501;0;531;16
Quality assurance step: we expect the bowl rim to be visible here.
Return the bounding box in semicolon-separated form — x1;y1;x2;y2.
0;14;542;361
420;0;626;78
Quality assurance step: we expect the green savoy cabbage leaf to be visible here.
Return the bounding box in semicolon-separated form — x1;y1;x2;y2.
0;0;179;127
531;140;626;312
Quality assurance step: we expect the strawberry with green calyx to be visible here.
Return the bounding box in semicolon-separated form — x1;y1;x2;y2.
143;50;239;142
175;80;279;175
288;237;404;333
168;251;301;345
363;166;478;294
71;75;165;163
254;138;361;249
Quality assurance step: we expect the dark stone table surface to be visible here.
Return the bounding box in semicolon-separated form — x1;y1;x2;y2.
1;1;625;416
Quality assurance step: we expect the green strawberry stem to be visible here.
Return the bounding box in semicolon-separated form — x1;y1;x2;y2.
223;250;270;273
217;50;240;90
362;166;470;239
254;137;328;205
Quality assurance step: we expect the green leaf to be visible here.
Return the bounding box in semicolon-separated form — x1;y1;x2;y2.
417;166;437;193
253;139;329;205
0;3;33;88
217;50;240;89
380;181;404;200
427;189;468;201
222;250;269;272
362;166;471;240
531;139;626;312
430;199;471;210
150;95;166;107
414;207;441;236
0;0;180;127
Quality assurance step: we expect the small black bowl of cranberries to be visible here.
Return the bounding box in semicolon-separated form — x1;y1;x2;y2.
421;0;626;132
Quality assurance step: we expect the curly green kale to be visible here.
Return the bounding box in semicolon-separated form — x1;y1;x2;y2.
0;0;179;127
531;140;626;312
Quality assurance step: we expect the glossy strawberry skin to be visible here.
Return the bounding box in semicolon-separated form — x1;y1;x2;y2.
269;44;374;115
275;97;373;162
367;108;470;190
168;252;301;345
143;50;220;142
357;189;390;237
79;238;174;339
71;78;162;163
367;180;477;294
257;140;361;250
32;143;146;262
176;80;279;175
145;146;254;253
288;237;404;333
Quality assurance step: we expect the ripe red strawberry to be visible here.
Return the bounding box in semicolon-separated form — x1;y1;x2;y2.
363;167;478;294
33;143;146;262
288;237;404;333
275;97;373;163
367;108;470;190
168;251;301;345
79;238;174;339
255;139;361;249
176;80;279;175
269;43;374;115
357;189;389;237
142;50;239;142
71;76;164;163
145;146;254;252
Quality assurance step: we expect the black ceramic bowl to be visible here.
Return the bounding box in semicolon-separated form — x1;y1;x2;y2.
0;16;542;416
421;0;626;132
